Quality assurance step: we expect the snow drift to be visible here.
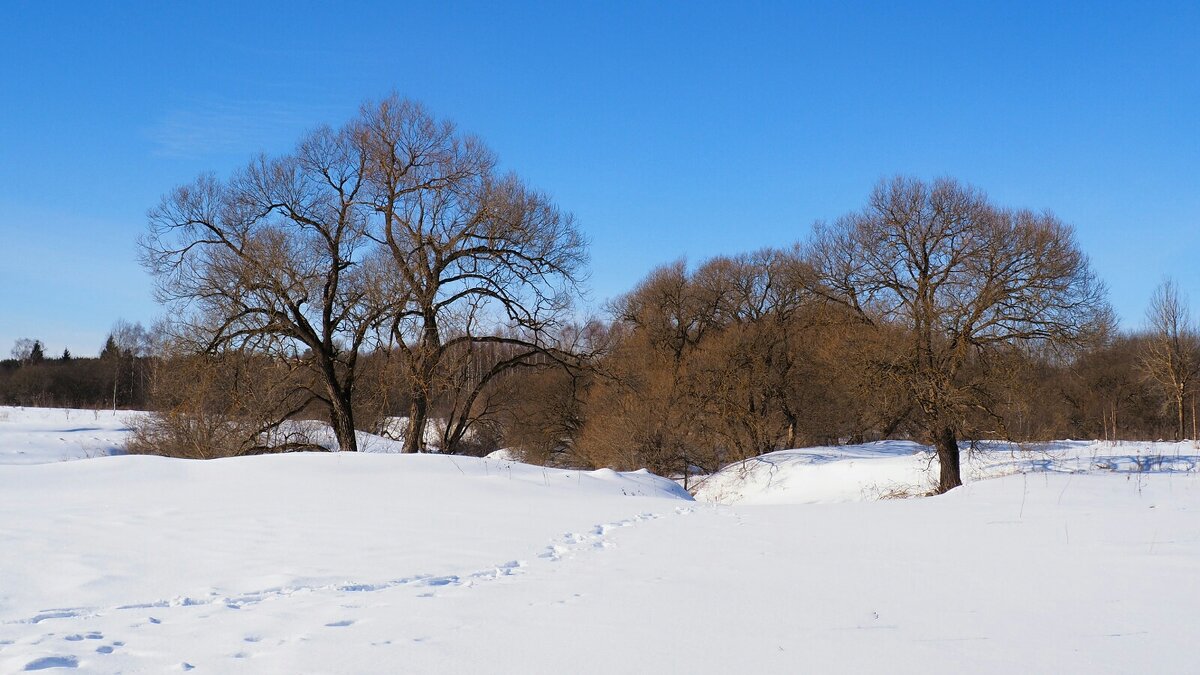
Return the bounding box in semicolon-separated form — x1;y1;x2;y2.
1;407;1198;673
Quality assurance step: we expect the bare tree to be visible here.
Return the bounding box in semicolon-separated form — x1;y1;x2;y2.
357;96;587;453
577;323;702;476
1062;332;1162;441
103;319;150;410
498;357;590;465
10;338;38;364
669;250;808;458
1141;279;1200;441
809;177;1109;493
141;95;585;455
591;260;724;475
141;122;387;452
580;250;882;478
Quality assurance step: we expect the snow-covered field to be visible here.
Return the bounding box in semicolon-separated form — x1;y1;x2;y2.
2;407;1198;673
0;407;143;464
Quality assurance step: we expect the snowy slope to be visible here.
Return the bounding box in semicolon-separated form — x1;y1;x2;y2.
693;439;1200;504
0;450;690;673
1;406;1199;673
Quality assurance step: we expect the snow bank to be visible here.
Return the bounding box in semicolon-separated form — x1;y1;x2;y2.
693;439;1200;504
692;440;932;504
484;447;521;461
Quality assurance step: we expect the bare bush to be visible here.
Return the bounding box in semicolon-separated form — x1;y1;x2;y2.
125;349;318;459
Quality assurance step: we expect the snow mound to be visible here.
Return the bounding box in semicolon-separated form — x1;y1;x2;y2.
693;441;932;504
694;439;1200;504
484;447;521;461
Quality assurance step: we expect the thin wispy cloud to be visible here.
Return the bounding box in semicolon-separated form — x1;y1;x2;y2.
144;97;343;159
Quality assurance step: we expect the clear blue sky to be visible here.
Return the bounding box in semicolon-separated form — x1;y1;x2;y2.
1;1;1197;356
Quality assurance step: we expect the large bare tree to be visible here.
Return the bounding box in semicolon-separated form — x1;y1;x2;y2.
141;123;385;453
809;177;1109;493
141;96;585;456
357;97;587;453
1141;279;1200;441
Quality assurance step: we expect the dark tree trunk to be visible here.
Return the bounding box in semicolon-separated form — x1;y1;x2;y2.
404;395;427;454
316;353;358;453
783;410;798;449
1176;389;1185;442
328;386;358;453
403;311;440;454
934;426;962;493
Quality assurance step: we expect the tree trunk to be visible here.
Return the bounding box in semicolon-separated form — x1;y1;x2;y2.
404;310;440;454
404;394;427;454
328;387;358;453
1176;388;1185;442
934;426;962;494
783;410;798;449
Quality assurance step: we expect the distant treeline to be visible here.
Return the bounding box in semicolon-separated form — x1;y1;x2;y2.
1;328;151;409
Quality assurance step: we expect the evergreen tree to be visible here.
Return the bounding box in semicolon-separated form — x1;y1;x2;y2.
100;335;120;360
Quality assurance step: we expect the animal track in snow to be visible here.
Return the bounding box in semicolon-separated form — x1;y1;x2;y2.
9;556;533;631
539;512;660;561
2;509;672;672
23;655;79;670
27;610;83;624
